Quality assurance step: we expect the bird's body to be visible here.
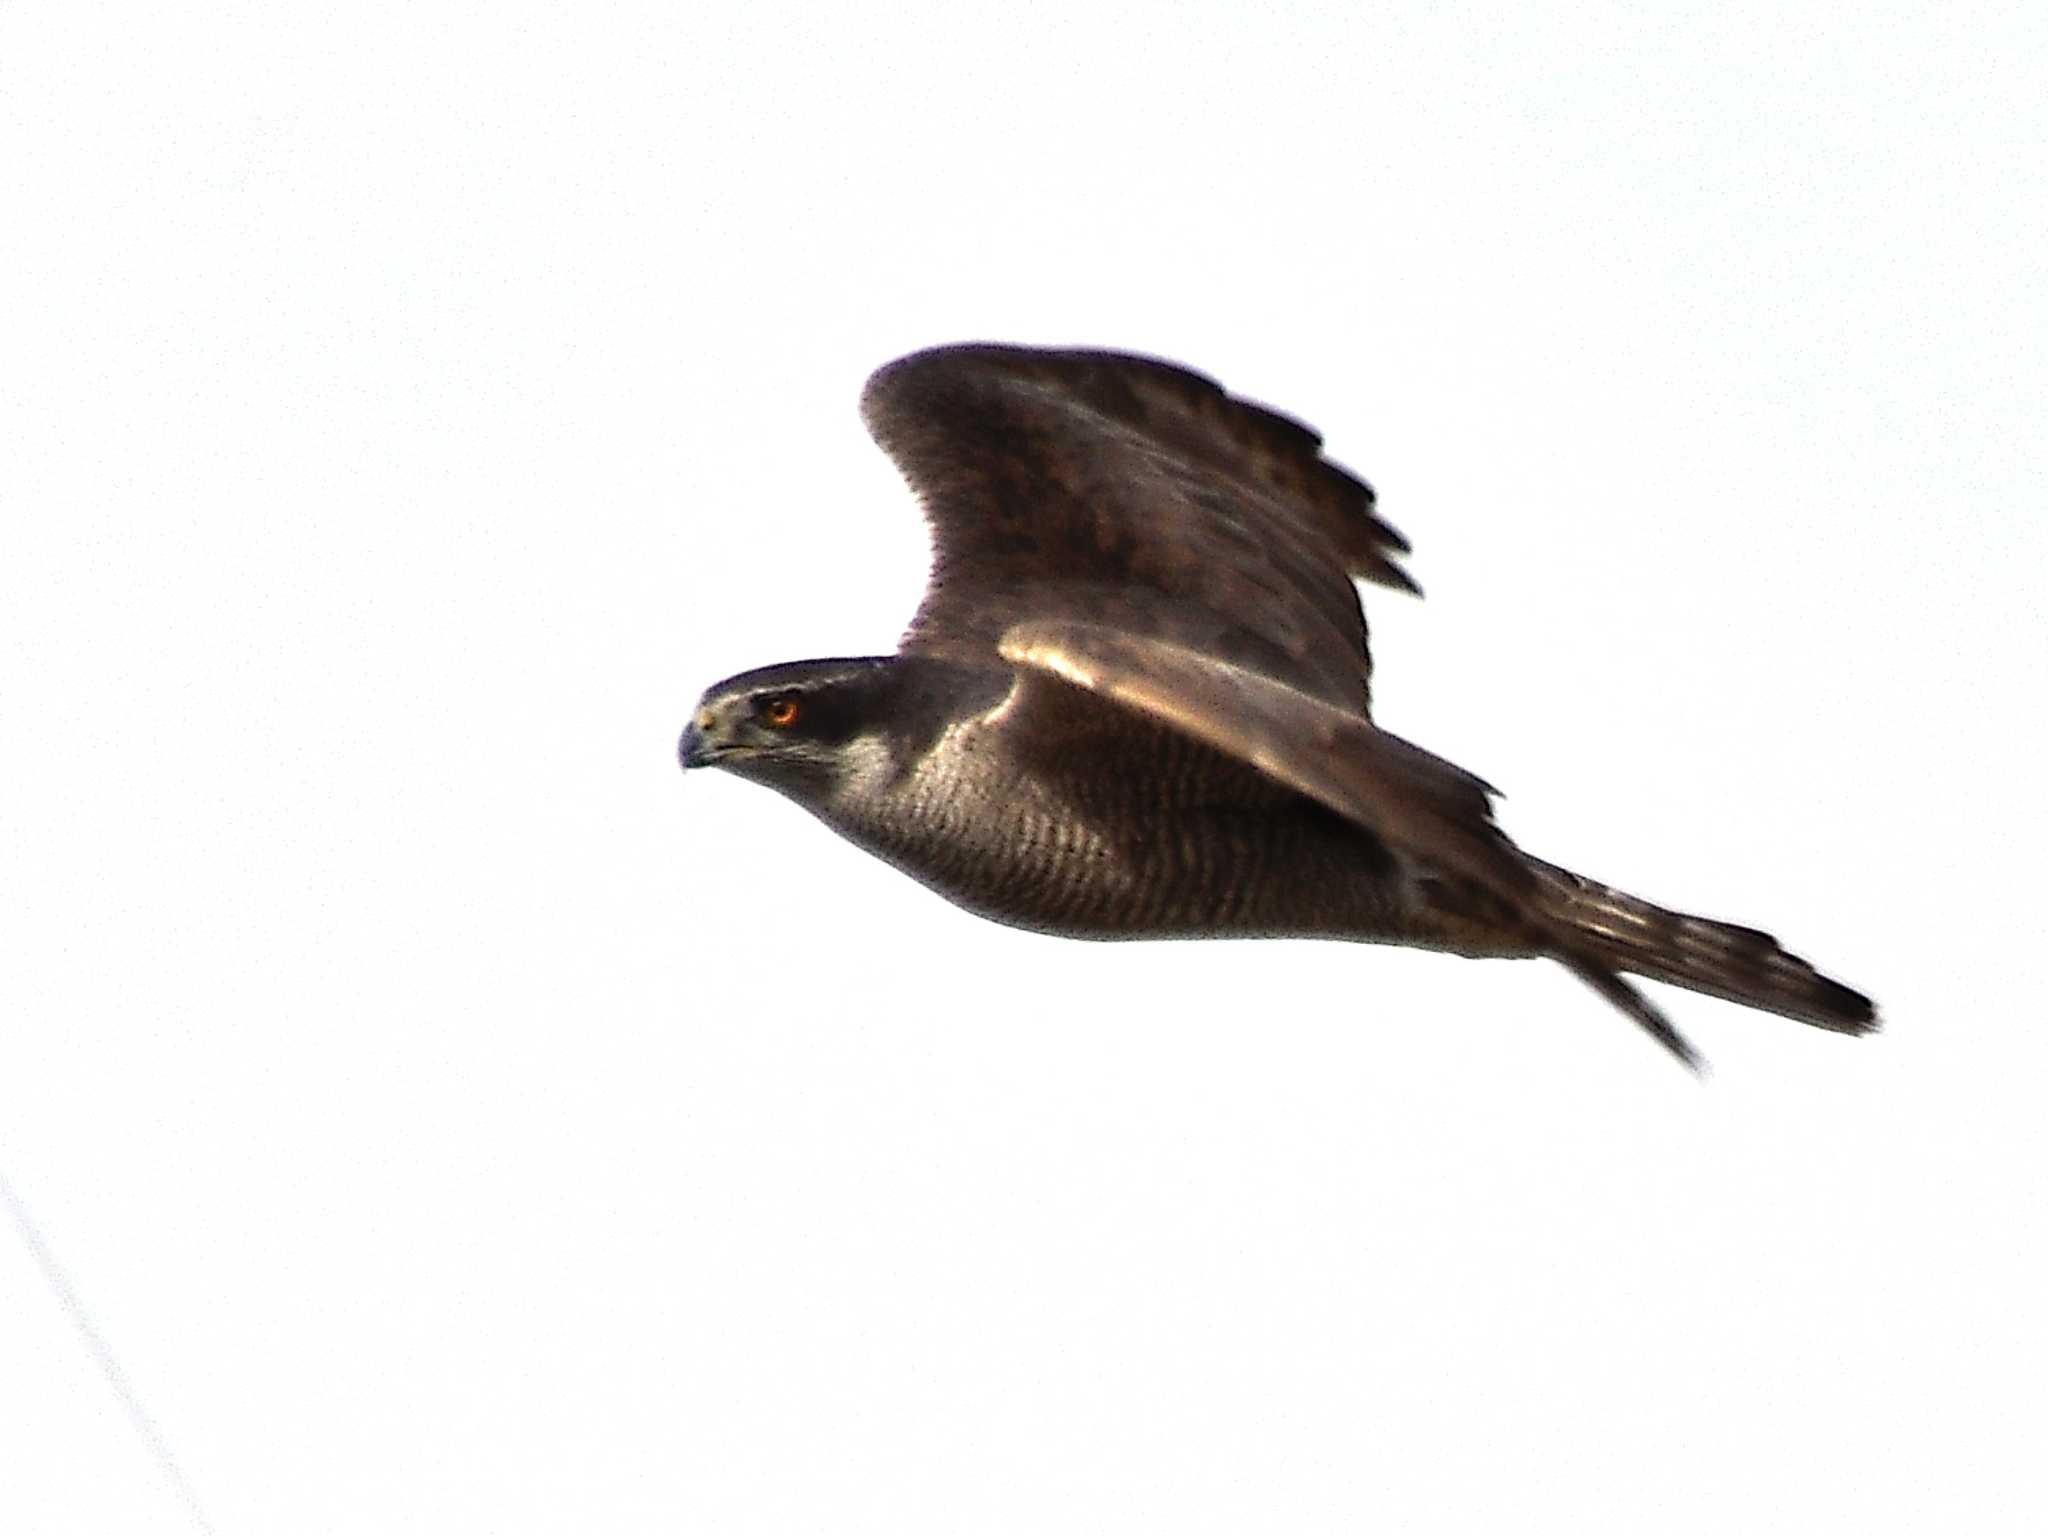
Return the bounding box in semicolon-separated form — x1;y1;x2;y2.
682;344;1876;1067
784;657;1407;943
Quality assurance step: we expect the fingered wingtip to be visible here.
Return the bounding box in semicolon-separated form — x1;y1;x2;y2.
1370;558;1423;597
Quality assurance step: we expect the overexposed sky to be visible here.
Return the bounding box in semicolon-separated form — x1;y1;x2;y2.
3;3;2044;1532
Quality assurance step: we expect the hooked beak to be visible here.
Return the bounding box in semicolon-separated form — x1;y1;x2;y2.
678;711;717;770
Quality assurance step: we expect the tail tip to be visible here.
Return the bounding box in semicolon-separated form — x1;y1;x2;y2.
1812;977;1879;1037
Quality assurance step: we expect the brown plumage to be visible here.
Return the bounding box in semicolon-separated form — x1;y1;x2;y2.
681;343;1876;1069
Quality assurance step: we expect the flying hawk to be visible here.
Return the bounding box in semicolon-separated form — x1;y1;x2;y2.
679;343;1875;1068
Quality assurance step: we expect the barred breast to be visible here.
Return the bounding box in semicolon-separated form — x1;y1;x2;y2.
819;707;1411;942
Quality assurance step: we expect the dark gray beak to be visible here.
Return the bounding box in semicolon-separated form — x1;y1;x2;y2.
678;717;711;770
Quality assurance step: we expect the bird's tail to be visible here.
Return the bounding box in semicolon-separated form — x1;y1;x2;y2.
1532;857;1877;1040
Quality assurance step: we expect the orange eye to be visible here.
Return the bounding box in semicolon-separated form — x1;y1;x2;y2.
761;695;801;728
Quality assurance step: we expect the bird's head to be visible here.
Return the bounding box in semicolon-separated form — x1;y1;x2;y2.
679;658;899;797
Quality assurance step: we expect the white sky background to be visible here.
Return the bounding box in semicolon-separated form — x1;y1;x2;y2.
2;2;2043;1531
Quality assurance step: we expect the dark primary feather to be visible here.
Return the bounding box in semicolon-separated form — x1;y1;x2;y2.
861;344;1413;713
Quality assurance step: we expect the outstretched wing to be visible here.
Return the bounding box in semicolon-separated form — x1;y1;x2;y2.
860;343;1414;714
999;619;1705;1069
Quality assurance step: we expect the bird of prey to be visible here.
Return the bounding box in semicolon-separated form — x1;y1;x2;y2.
679;343;1875;1068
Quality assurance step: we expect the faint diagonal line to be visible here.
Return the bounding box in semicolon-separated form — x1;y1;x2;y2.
1;1167;217;1536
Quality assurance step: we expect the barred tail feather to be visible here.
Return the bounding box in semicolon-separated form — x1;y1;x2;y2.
1533;858;1877;1038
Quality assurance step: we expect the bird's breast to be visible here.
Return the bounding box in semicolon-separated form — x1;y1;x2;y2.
817;715;1405;941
